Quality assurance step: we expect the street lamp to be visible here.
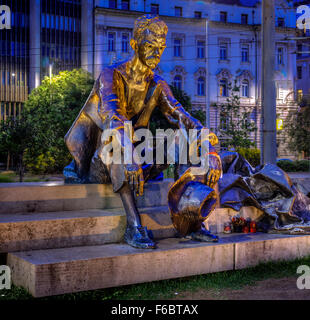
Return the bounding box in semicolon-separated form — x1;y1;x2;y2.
49;64;52;83
205;18;210;129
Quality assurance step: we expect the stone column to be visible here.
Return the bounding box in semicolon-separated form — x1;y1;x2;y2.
29;0;41;91
81;0;94;75
94;24;104;79
261;0;277;164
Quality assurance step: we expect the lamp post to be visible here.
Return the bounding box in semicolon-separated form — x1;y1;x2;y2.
49;64;53;109
49;64;52;84
12;73;15;86
261;0;277;164
205;18;210;129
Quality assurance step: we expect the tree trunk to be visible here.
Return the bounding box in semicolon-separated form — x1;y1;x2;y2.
6;152;10;171
18;154;24;183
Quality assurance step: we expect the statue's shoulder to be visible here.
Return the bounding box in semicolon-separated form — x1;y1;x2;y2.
97;60;128;82
153;73;167;86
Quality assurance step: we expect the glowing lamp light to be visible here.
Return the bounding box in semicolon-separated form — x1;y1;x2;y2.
276;119;283;131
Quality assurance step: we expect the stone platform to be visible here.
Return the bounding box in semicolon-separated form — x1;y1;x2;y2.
1;178;309;297
7;233;310;297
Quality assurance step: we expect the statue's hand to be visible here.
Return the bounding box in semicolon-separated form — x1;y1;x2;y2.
124;163;144;197
206;154;222;189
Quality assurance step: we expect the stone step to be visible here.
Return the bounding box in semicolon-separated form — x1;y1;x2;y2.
0;179;173;214
0;206;176;253
7;233;310;297
0;204;265;253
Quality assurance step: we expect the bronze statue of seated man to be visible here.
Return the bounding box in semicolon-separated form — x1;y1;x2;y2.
64;15;222;249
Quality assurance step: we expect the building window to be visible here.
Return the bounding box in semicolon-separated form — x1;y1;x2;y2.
197;40;205;59
297;89;303;102
151;4;159;15
241;14;248;25
173;75;182;90
277;47;284;65
109;0;117;9
297;66;302;79
297;44;302;58
122;34;129;53
219;79;228;97
220;113;229;131
174;39;182;57
108;33;115;52
194;11;202;19
241;45;249;62
277;17;285;27
242;80;249;97
121;0;130;10
175;7;182;17
220;44;227;60
220;11;227;23
197;77;205;96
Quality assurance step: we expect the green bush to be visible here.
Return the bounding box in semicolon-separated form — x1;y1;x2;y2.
277;160;296;172
277;160;310;172
295;160;310;172
23;151;57;175
236;148;261;168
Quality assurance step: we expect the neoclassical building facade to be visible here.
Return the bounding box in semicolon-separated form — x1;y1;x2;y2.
83;0;299;158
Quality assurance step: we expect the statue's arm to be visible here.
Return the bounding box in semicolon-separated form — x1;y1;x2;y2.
96;69;132;149
97;68;144;196
157;78;222;187
157;78;218;148
157;78;204;131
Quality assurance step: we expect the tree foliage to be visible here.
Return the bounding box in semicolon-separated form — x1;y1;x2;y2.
0;117;34;181
216;80;257;149
23;69;94;173
286;98;310;157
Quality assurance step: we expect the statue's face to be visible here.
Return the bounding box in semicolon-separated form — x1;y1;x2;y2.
136;35;167;70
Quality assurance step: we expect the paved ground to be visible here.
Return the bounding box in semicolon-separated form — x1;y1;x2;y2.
173;277;310;300
288;172;310;179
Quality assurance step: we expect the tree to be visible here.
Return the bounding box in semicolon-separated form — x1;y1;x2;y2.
171;86;206;125
0;117;34;181
216;80;257;149
23;69;94;173
286;97;310;158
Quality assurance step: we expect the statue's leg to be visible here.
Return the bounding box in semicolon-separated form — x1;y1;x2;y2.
119;181;141;227
190;224;219;242
109;163;156;249
89;152;156;249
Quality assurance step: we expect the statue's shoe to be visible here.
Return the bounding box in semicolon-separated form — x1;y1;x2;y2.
124;225;157;249
191;228;219;242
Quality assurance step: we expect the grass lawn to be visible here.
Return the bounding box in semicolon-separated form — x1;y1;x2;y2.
1;255;309;301
0;171;63;183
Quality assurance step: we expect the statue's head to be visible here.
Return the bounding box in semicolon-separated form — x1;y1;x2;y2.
131;14;168;70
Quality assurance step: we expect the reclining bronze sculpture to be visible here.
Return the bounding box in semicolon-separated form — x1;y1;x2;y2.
64;15;222;249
